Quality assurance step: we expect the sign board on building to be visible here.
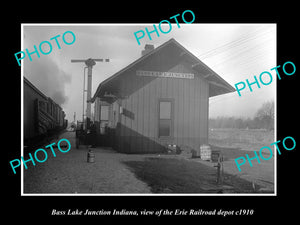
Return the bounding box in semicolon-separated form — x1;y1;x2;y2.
136;70;194;79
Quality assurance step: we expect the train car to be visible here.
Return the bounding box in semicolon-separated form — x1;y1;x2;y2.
23;77;67;147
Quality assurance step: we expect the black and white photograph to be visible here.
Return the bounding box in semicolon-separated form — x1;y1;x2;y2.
5;5;298;224
21;23;276;195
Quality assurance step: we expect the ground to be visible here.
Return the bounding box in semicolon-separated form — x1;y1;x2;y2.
23;128;275;194
23;131;151;194
208;128;275;191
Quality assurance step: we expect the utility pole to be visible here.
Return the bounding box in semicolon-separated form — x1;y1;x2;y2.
71;58;109;129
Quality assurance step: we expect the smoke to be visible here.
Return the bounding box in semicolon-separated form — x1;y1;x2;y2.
24;56;72;105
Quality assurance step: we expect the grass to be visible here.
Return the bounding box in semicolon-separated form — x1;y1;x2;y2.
208;128;275;163
209;145;269;161
121;128;274;193
209;128;275;152
123;157;257;193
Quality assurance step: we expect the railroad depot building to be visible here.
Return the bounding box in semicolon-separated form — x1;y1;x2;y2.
91;38;235;153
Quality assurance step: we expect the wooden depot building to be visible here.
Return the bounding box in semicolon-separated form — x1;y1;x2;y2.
91;38;235;153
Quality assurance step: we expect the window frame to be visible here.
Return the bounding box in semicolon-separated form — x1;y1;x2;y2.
158;98;174;138
100;105;110;121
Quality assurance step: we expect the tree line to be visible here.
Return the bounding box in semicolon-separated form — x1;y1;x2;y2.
209;101;274;130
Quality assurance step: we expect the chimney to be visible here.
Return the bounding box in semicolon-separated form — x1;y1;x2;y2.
142;44;154;56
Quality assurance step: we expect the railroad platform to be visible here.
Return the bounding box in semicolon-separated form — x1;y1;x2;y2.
23;130;151;194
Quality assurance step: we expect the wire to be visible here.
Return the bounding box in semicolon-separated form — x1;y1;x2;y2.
209;37;275;70
198;27;275;61
197;27;276;114
199;27;276;89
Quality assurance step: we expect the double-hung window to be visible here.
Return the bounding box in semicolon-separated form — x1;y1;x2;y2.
158;99;173;137
100;105;109;121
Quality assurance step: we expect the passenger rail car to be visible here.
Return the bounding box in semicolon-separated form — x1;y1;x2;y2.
24;77;67;146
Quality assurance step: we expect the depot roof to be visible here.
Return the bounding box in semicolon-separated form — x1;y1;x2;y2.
92;38;235;102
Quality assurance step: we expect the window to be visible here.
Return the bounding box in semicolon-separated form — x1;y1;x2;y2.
100;105;109;121
38;101;46;111
159;100;173;137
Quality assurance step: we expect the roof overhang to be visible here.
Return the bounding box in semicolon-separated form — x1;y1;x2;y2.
92;38;235;102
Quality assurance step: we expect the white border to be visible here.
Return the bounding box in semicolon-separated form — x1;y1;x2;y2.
20;23;277;197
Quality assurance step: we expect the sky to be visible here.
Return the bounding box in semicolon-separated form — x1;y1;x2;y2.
22;23;276;123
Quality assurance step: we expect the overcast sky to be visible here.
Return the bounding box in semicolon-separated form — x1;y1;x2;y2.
22;24;276;123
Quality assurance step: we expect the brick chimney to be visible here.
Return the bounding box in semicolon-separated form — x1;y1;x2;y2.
142;44;154;56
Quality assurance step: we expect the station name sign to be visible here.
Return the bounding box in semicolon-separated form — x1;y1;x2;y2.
136;70;194;79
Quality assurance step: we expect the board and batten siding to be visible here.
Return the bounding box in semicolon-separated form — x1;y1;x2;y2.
116;62;209;153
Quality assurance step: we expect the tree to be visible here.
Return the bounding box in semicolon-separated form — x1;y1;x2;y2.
254;100;274;130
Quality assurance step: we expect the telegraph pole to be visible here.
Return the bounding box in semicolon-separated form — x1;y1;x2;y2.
71;58;109;129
